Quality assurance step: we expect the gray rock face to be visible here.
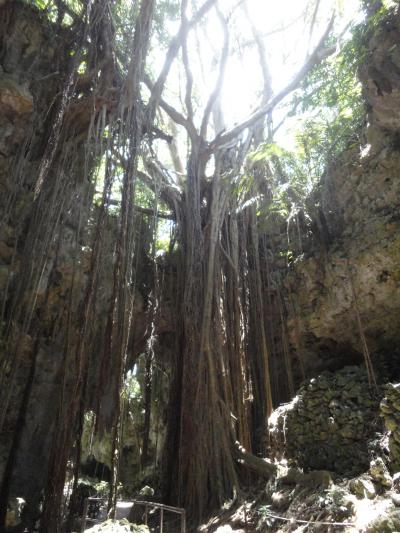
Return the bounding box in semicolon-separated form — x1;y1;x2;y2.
359;10;400;136
0;3;69;519
380;383;400;471
0;3;152;523
369;457;392;488
271;8;400;382
268;366;380;475
350;477;376;499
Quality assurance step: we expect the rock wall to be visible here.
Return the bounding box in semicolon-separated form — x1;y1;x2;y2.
0;1;76;516
269;366;380;475
380;383;400;471
0;2;152;524
273;7;400;381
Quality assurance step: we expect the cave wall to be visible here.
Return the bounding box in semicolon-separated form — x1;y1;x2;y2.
274;8;400;380
0;1;74;515
1;0;400;526
0;2;151;524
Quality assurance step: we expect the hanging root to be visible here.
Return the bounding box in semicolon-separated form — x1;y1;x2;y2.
346;260;378;391
233;441;277;479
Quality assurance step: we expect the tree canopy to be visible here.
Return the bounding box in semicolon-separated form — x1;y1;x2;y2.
1;0;396;529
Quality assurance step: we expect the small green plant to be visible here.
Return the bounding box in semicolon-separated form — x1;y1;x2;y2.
257;504;276;528
321;486;353;520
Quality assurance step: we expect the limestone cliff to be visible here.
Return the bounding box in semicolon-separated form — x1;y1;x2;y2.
276;8;400;380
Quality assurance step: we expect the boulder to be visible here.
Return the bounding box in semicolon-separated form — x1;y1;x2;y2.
349;477;376;499
369;458;392;488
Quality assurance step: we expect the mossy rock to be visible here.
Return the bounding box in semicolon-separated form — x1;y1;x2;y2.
349;477;376;499
366;505;400;532
385;416;398;432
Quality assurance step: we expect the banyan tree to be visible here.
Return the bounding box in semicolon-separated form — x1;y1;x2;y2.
0;0;361;530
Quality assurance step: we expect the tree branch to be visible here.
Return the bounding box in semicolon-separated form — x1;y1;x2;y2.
200;5;230;139
243;1;273;104
123;0;156;109
209;13;335;152
147;125;173;144
141;161;182;207
166;118;185;175
181;0;195;124
144;74;199;142
233;441;277;478
111;147;181;211
243;0;273;142
308;0;322;55
135;206;175;220
105;199;175;219
146;0;218;124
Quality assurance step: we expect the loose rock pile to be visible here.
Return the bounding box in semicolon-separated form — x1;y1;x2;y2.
380;383;400;471
268;366;380;475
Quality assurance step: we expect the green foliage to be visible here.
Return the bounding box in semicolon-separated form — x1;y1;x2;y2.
257;505;276;529
111;1;139;75
123;368;141;403
134;179;155;211
290;0;398;179
155;219;173;255
77;476;110;498
23;0;179;41
23;0;83;25
122;367;145;427
245;16;382;228
248;142;313;223
292;31;364;179
152;0;180;47
321;486;353;518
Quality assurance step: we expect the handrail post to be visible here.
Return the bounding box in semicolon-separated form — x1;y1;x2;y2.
81;498;89;533
81;498;186;531
181;509;186;533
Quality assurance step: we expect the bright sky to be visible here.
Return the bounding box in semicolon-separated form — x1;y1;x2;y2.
148;0;363;159
221;0;362;125
146;0;364;247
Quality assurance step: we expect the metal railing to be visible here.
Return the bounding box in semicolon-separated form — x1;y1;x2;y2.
81;497;186;533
